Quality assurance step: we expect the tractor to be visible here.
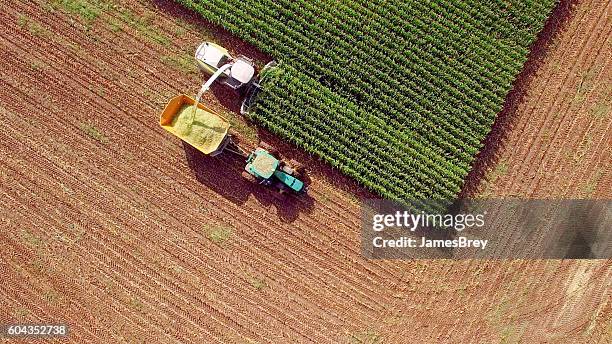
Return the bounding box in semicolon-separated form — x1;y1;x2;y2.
242;142;306;194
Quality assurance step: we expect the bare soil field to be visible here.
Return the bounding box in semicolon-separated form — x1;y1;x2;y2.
0;0;609;343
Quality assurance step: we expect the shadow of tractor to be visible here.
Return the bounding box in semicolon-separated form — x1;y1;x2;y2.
182;142;315;223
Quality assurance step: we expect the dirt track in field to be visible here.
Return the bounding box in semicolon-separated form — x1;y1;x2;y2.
0;0;609;343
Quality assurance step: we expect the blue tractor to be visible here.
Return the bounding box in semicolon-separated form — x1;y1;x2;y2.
241;142;306;194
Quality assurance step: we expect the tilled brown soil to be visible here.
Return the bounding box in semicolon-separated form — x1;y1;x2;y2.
0;0;609;343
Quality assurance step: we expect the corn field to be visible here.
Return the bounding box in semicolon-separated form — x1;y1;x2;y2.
178;0;556;201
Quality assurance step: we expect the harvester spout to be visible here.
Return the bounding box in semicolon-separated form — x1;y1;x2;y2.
198;63;233;96
192;63;233;121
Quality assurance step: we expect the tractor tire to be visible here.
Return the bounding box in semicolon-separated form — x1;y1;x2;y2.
241;171;257;183
259;141;279;156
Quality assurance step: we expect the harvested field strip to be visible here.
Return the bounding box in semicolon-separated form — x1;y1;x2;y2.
0;93;397;312
519;8;612;194
4;2;196;123
1;0;610;342
512;2;607;170
0;74;406;338
0;114;378;340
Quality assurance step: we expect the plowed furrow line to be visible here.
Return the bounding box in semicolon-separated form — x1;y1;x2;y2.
0;78;400;314
555;119;611;198
0;104;390;331
0;187;246;343
0;123;364;338
562;120;612;197
533;45;612;195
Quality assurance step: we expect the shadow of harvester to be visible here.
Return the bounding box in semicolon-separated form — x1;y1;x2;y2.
182;142;315;223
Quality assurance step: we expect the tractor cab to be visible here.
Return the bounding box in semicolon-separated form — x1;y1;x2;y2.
244;147;305;193
195;42;255;89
